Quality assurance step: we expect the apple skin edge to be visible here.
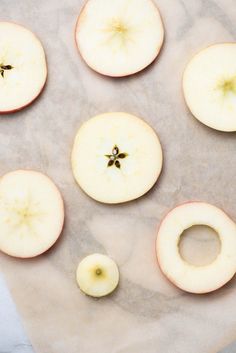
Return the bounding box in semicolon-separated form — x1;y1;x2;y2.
155;201;236;294
0;21;48;115
0;79;47;115
182;42;236;133
74;0;165;78
70;151;164;205
0;169;65;259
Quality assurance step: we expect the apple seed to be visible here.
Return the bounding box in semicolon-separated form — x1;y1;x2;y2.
105;145;128;169
0;64;13;78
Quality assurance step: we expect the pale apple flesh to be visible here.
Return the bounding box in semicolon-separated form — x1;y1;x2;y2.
0;22;47;113
0;170;64;258
76;254;119;297
156;202;236;294
183;43;236;132
75;0;164;77
71;112;163;204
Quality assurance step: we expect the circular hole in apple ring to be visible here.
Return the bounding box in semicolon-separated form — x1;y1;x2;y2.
178;225;221;266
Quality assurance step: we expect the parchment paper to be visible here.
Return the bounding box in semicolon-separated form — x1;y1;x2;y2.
0;0;236;352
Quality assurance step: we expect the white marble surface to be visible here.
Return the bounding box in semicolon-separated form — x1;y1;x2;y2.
1;0;236;352
0;274;34;353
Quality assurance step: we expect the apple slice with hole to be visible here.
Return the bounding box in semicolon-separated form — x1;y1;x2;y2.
75;0;164;77
183;43;236;132
76;254;119;297
71;112;163;204
156;202;236;294
0;22;47;114
0;170;64;258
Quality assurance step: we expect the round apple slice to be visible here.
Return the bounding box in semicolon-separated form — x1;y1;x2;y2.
156;202;236;294
76;254;119;297
0;22;47;113
71;112;163;204
0;170;64;258
183;43;236;132
75;0;164;77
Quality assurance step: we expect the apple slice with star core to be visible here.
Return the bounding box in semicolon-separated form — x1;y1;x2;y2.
0;22;47;113
0;170;64;258
71;112;163;204
183;43;236;132
75;0;164;77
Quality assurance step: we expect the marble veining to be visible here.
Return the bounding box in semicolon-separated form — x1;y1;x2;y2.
0;0;236;352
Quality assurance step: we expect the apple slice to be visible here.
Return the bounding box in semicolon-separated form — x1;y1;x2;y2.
156;202;236;294
71;112;163;204
183;43;236;132
75;0;164;77
0;22;47;113
0;170;64;258
76;254;119;297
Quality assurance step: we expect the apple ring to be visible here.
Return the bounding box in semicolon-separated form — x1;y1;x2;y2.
156;202;236;294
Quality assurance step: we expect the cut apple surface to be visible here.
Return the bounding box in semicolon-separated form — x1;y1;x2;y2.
71;112;163;204
75;0;164;77
76;254;119;297
156;202;236;294
0;22;47;113
183;43;236;131
0;170;64;258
